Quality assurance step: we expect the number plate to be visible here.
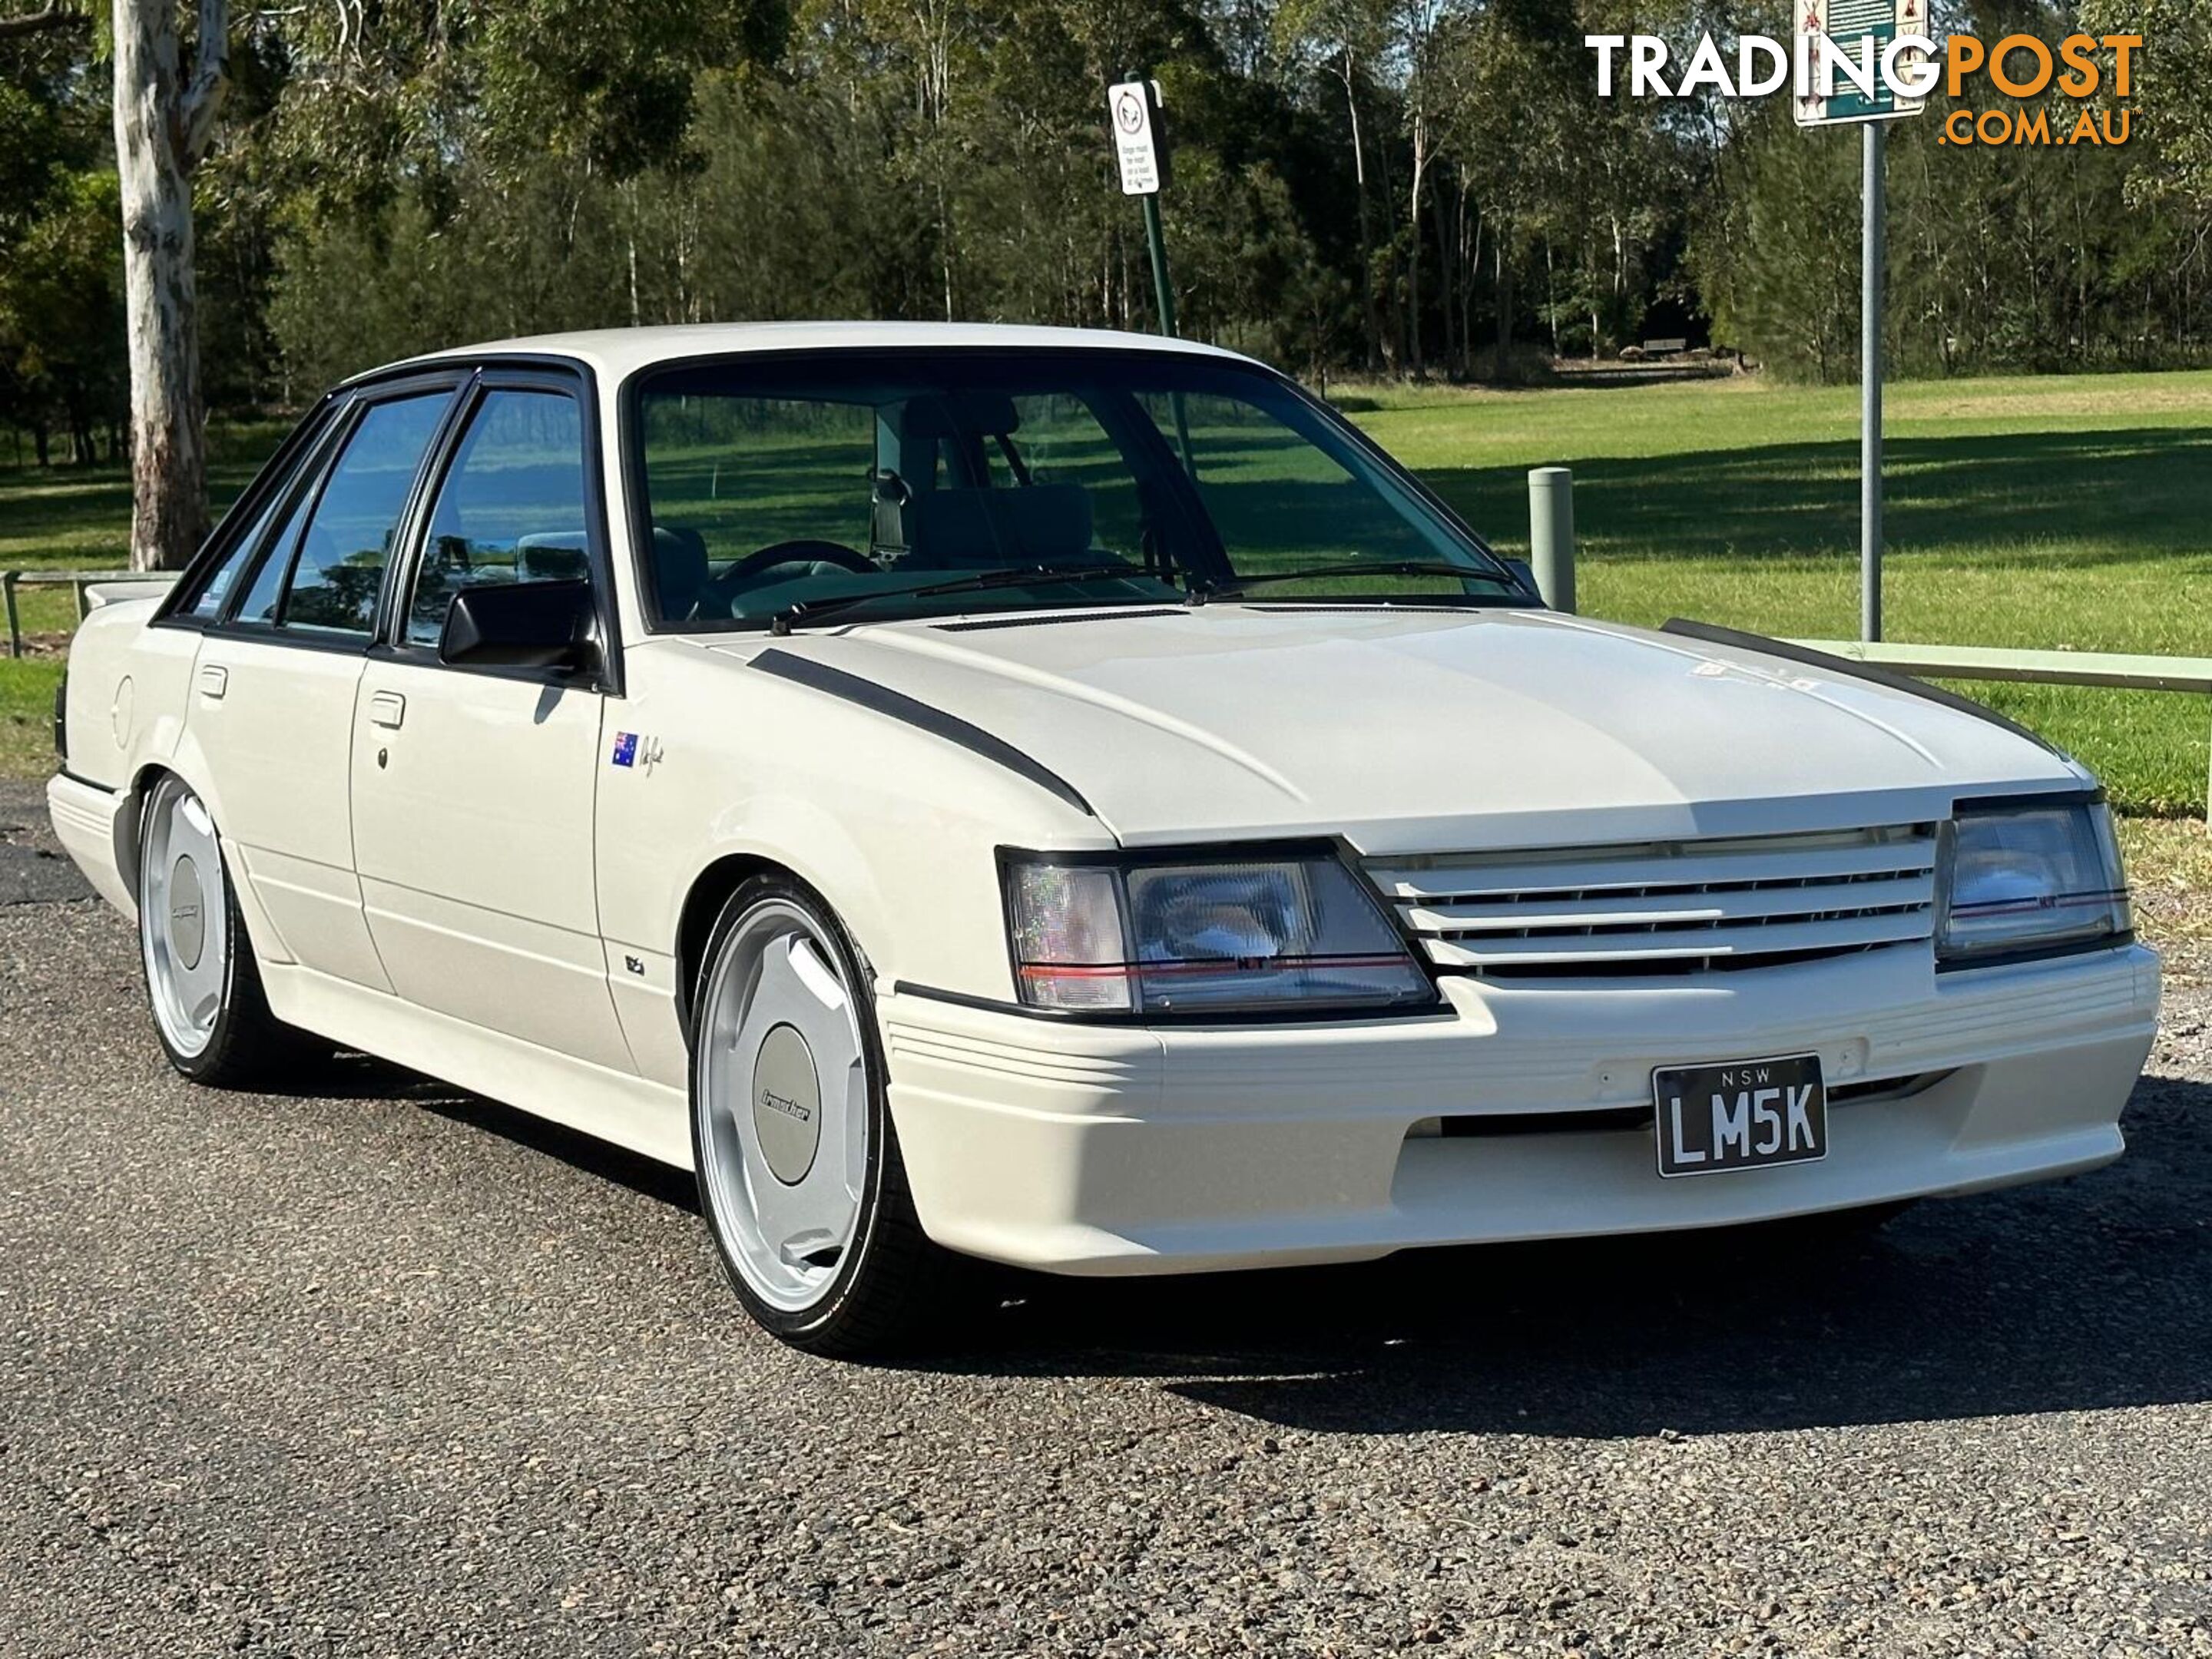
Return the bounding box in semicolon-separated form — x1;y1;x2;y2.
1654;1054;1827;1177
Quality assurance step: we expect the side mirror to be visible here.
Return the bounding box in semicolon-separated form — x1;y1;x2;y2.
439;579;600;674
1503;558;1544;602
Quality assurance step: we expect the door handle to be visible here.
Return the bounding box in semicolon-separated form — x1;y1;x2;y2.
368;690;406;730
196;664;227;700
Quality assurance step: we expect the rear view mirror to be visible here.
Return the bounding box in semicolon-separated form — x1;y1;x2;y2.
439;579;600;674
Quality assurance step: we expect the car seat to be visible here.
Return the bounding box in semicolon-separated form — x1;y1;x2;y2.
651;524;711;620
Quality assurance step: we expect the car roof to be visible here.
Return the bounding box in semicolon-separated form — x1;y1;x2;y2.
363;321;1260;388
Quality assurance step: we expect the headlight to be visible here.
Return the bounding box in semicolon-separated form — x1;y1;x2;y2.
1003;849;1433;1015
1936;797;2131;966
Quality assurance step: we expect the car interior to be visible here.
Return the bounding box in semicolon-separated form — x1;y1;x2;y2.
645;388;1182;625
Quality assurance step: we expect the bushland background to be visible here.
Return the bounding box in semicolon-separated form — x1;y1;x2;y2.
2;2;2210;850
5;0;2207;437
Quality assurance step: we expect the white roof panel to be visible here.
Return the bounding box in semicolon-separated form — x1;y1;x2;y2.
373;321;1257;386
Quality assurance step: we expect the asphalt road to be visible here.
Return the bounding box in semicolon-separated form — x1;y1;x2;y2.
3;780;2210;1658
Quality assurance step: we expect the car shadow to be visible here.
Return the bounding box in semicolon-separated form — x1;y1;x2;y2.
298;1048;702;1212
352;1038;2212;1435
911;1072;2212;1436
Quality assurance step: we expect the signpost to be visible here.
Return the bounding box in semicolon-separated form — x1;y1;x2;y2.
1794;1;1927;643
1107;73;1196;473
1108;76;1177;339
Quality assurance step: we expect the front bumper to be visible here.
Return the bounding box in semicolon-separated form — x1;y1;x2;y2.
880;945;2160;1274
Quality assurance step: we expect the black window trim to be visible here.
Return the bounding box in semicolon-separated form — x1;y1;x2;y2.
371;358;626;696
153;391;343;629
185;369;472;656
614;343;1530;639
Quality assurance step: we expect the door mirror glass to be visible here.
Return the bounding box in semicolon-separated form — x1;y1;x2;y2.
439;578;598;674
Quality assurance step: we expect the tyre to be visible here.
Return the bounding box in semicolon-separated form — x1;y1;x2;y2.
137;773;316;1087
689;874;955;1356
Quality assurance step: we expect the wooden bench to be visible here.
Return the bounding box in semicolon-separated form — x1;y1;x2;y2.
3;568;175;658
1793;639;2212;822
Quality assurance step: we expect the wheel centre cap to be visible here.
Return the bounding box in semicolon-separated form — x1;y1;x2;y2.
168;856;207;971
752;1023;822;1186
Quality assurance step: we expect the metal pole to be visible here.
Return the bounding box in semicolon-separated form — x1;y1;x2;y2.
1141;189;1197;475
1141;192;1177;339
1861;120;1884;644
1528;467;1576;614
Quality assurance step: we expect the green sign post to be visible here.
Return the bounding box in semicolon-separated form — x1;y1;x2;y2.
1108;74;1195;472
1796;0;1928;643
1108;75;1177;339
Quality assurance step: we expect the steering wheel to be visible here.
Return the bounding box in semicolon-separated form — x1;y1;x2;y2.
724;540;878;582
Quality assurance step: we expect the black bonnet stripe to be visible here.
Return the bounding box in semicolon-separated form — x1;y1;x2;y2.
750;648;1095;817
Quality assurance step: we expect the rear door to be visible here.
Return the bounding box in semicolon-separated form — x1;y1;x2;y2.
187;379;462;988
348;371;633;1071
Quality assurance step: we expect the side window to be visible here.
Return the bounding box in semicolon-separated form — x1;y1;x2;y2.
407;389;589;647
180;414;331;620
233;462;325;626
186;488;285;621
242;392;449;639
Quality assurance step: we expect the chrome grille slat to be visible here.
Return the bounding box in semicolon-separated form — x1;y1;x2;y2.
1367;835;1935;900
1369;825;1938;978
1405;873;1935;933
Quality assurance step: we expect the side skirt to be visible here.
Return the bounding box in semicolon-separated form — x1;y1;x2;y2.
258;959;694;1170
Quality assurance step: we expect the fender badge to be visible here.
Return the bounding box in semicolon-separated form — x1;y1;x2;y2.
611;731;664;773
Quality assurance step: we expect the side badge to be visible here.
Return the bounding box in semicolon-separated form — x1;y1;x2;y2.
624;954;646;977
611;731;664;773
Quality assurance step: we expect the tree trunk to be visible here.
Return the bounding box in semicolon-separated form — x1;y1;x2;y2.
111;0;227;572
1406;117;1427;379
1434;177;1456;379
1339;58;1383;374
1492;235;1513;382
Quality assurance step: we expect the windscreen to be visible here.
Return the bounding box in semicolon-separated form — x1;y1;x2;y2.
630;349;1517;629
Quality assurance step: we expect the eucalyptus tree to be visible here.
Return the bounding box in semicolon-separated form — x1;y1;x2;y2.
1;0;224;567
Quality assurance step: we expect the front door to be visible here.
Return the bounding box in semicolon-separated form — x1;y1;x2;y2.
348;379;633;1073
189;383;460;989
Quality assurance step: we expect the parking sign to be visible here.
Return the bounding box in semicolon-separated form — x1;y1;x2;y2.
1108;80;1163;195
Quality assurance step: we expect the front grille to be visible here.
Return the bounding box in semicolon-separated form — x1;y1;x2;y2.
1366;824;1938;978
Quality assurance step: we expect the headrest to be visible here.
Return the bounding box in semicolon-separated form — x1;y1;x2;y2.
515;532;589;581
902;392;1021;442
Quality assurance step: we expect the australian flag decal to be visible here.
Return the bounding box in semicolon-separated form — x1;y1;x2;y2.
611;731;639;768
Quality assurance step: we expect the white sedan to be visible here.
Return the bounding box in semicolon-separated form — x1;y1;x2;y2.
49;323;2156;1354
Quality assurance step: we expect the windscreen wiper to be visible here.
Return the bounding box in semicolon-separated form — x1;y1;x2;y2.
770;562;1161;634
1189;559;1527;606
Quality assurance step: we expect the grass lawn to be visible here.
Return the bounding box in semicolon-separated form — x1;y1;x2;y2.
4;376;2210;815
1355;369;2212;816
0;425;280;776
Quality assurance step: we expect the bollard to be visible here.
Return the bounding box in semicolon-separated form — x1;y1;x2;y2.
1528;466;1576;613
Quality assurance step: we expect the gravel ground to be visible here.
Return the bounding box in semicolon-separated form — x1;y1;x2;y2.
3;780;2209;1658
